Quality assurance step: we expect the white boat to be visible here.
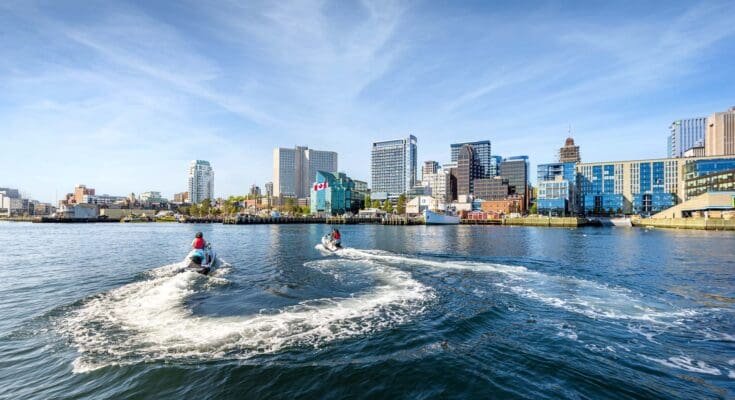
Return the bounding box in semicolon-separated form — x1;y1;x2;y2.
321;234;342;252
423;209;460;225
185;244;217;275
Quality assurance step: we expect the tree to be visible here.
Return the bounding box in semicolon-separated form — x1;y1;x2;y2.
530;203;538;214
364;194;371;207
382;199;393;213
396;194;406;215
371;200;380;209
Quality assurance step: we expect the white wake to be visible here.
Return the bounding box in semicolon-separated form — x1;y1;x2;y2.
61;256;431;372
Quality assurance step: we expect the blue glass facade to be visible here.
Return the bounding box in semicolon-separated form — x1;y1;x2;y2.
684;158;735;180
577;163;623;215
632;161;674;214
582;193;624;214
537;162;576;215
668;118;706;158
310;171;360;215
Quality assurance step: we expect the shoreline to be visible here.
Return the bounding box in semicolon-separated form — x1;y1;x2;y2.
3;216;733;231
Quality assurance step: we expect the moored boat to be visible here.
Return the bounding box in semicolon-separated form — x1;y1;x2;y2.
423;209;460;225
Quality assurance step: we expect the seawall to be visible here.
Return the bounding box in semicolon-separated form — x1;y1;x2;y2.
632;218;735;231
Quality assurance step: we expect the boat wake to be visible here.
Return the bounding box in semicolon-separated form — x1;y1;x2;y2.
335;248;697;325
60;255;431;373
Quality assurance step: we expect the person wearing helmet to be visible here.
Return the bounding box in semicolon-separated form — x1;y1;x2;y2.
331;228;342;248
192;232;206;250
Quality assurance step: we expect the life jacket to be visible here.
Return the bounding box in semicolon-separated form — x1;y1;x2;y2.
332;231;341;240
193;237;205;249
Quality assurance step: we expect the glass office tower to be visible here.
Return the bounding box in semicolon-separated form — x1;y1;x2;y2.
371;135;418;199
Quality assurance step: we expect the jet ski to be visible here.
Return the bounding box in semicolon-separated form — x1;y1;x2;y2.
185;243;217;275
321;234;342;252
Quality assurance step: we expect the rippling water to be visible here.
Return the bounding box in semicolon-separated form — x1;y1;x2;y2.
0;222;733;399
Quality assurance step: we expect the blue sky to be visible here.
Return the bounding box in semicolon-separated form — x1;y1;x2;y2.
1;0;734;203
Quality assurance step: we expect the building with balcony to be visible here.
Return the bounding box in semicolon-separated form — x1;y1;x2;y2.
188;160;214;204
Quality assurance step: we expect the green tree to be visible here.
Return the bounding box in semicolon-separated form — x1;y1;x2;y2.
396;194;406;215
198;199;212;216
364;194;371;206
382;199;393;213
371;200;380;209
530;203;538;214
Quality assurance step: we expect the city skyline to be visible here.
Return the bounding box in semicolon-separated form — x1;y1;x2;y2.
2;1;735;203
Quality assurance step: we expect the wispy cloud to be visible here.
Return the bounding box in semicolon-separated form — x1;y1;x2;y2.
0;1;734;201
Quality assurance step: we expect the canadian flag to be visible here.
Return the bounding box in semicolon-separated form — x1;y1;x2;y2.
313;181;329;191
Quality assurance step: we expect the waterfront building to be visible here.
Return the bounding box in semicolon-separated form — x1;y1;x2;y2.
473;177;510;201
273;146;338;199
422;161;439;179
173;192;189;204
406;195;439;215
537;162;577;215
683;157;735;199
575;155;735;215
668;117;706;158
188;160;214;204
705;107;735;156
684;169;735;199
81;193;127;205
480;195;525;216
450;140;493;178
559;138;581;163
371;135;417;199
265;182;274;197
310;171;360;215
457;144;482;196
499;156;529;204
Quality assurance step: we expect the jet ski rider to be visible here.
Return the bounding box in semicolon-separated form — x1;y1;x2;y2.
191;232;209;265
192;231;206;250
331;228;342;248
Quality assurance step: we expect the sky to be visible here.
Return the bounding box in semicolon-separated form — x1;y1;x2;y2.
1;0;734;203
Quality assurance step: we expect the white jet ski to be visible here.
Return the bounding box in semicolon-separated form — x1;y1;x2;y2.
185;243;217;275
321;234;342;252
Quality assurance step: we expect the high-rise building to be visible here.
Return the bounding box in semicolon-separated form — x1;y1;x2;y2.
249;184;261;197
450;140;493;178
668;117;706;158
474;177;510;200
559;138;581;163
265;182;273;197
273;146;338;199
422;161;439;179
371;135;417;198
188;160;214;204
422;169;451;203
500;156;529;200
489;155;502;177
705;107;735;156
457;144;482;197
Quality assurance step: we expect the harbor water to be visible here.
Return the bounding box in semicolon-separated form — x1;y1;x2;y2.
0;222;733;399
